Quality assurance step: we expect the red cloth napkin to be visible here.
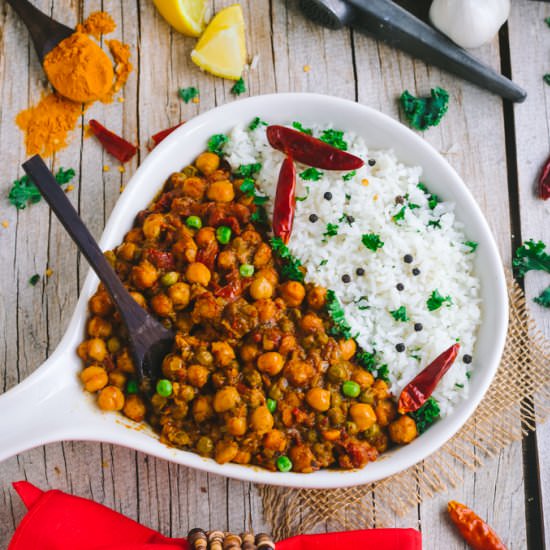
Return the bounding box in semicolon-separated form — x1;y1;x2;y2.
8;481;422;550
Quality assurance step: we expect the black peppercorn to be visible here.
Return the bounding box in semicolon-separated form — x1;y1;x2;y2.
404;254;413;264
463;354;473;364
412;267;421;276
414;323;423;332
309;213;319;223
323;192;332;200
368;159;376;166
396;283;405;291
396;343;406;352
356;267;365;276
342;274;351;283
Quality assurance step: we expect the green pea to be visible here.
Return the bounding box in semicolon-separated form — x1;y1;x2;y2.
239;264;255;277
276;455;293;472
161;271;179;286
342;380;361;398
126;379;138;394
266;398;277;413
156;378;173;397
216;225;232;244
186;215;202;230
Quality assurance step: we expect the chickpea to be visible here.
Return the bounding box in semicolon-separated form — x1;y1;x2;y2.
125;227;143;243
150;293;173;318
338;339;357;360
195;152;220;175
87;316;112;339
306;388;331;412
256;267;278;287
375;399;397;427
187;364;210;388
168;282;191;310
227;416;247;436
241;230;262;245
107;336;121;354
185;262;211;286
89;291;114;316
85;338;107;362
117;242;138;262
97;385;125;411
263;429;288;452
279;281;306;307
388;415;418;445
195;227;216;247
233;450;252;465
142;213;165;240
349;403;377;431
196;436;214;456
372;379;390;400
288;444;314;473
279;334;296;356
80;365;108;392
253;243;272;268
211;341;235;367
108;370;127;389
327;362;350;383
215;440;239;464
300;313;324;333
255;299;278;324
250;277;273;300
123;394;146;422
207;180;235;203
307;286;327;310
250;406;274;434
117;349;135;374
132;260;159;289
162;354;185;378
209;169;230;182
257;352;284;376
352;369;375;390
213;386;241;413
182;177;208;200
216;250;235;271
130;291;147;308
192;396;213;422
240;343;259;362
284;360;315;387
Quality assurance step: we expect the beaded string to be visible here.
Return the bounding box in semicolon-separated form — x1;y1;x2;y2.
188;529;275;550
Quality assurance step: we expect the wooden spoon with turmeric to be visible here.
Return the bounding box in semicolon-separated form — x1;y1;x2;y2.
6;0;114;103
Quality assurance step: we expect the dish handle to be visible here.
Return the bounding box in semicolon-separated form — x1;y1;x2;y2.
0;353;79;462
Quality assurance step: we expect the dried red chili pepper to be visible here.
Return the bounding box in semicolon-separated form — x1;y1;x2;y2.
448;501;507;550
266;125;364;170
538;154;550;200
272;155;297;244
398;343;460;413
150;122;185;147
89;119;138;163
146;249;175;271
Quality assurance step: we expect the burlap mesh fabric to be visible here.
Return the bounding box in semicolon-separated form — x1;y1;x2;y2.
259;278;550;540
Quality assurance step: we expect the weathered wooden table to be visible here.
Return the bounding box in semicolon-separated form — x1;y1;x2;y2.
0;1;549;548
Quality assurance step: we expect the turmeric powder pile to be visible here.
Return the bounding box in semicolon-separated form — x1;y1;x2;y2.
16;11;132;157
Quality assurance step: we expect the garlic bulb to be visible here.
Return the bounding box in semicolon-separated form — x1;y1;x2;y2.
430;0;511;49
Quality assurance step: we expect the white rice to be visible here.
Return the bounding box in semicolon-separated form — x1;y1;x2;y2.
223;122;481;417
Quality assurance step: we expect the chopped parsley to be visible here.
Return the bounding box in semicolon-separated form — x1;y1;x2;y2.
354;296;370;311
29;274;40;286
343;170;356;181
534;286;550;308
427;289;453;311
178;86;199;103
544;75;550;86
513;239;550;277
356;350;384;378
319;259;328;267
323;223;339;241
361;233;384;251
428;220;442;229
326;290;353;339
345;193;352;201
235;163;262;178
300;167;323;181
239;178;256;196
251;206;268;225
390;306;409;322
270;237;304;282
409;397;440;434
546;17;550;27
207;134;228;156
338;213;354;225
400;87;449;131
292;121;312;135
230;77;246;96
240;179;268;222
296;186;310;202
376;364;390;383
464;240;478;253
466;371;472;379
249;117;268;131
319;129;347;150
455;383;464;389
417;182;440;209
8;167;76;210
393;195;421;223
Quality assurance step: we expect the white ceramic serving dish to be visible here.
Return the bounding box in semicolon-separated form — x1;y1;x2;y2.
0;93;508;489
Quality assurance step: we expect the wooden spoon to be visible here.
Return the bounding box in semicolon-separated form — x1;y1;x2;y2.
5;0;74;63
22;155;175;385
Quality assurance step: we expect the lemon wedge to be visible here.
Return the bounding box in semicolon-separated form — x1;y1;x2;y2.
153;0;210;38
191;4;247;80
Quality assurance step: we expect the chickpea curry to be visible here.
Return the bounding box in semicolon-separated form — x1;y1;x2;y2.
78;150;418;473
